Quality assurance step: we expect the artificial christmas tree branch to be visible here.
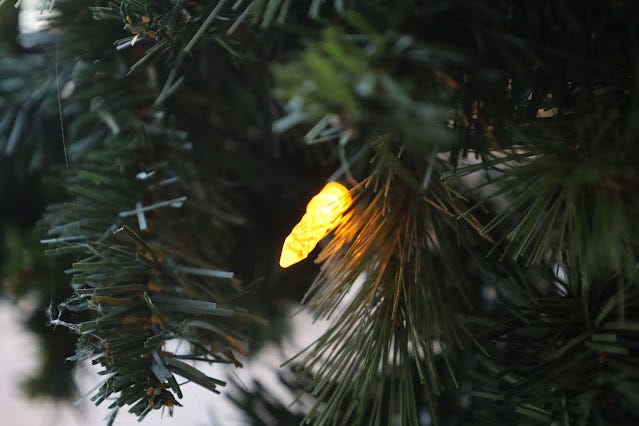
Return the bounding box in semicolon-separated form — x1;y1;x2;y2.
42;112;249;422
18;3;253;421
286;137;490;426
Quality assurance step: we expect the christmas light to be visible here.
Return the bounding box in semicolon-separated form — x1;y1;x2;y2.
279;182;352;268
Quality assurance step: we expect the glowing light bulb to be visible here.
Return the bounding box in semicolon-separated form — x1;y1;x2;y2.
279;182;351;268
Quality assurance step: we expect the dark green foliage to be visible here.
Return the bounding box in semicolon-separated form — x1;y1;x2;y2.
228;372;308;425
468;264;639;424
0;54;65;172
450;102;639;276
0;1;18;51
1;0;639;425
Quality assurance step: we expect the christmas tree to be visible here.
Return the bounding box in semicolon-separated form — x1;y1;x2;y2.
1;0;638;424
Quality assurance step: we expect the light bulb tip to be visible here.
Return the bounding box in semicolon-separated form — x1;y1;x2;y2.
279;251;299;268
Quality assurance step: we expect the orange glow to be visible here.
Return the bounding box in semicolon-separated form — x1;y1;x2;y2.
279;182;351;268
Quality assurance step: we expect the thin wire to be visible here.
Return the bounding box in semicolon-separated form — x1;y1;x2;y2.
54;34;70;174
50;25;83;325
53;30;81;229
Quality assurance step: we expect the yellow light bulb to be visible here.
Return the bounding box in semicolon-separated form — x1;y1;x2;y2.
279;182;352;268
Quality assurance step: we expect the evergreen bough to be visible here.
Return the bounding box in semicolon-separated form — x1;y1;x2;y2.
0;0;638;424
